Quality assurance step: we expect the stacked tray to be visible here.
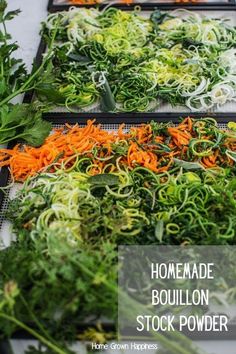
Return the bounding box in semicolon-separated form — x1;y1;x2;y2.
1;1;236;353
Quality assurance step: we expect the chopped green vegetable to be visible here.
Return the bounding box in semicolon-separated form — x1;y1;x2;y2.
0;118;236;353
38;7;236;112
228;122;236;131
88;173;120;186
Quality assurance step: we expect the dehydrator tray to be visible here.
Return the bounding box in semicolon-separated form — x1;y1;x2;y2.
1;117;236;353
0;113;236;212
25;7;236;116
48;0;236;12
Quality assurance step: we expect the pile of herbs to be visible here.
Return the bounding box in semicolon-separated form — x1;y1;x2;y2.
37;7;236;112
0;0;52;146
0;1;26;103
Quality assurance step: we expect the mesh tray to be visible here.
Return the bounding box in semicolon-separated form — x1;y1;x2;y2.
48;0;236;12
0;117;234;248
1;120;236;347
24;7;236;117
0;117;232;217
0;119;230;233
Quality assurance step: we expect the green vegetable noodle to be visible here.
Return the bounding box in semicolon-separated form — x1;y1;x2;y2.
37;7;236;112
0;118;236;353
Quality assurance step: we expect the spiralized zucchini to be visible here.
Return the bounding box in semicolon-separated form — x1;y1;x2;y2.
5;117;236;244
39;8;236;112
8;160;236;244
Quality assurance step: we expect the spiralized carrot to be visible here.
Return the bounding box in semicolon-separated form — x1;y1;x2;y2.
0;117;235;182
0;120;118;180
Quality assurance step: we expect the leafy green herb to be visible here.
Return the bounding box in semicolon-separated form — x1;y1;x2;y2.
0;0;27;102
228;122;236;131
150;10;170;25
0;0;59;146
226;150;236;162
88;173;120;186
173;158;205;170
155;220;164;242
0;1;60;109
0;104;51;146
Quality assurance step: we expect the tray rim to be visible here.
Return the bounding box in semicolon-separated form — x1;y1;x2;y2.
42;112;236;124
47;0;236;12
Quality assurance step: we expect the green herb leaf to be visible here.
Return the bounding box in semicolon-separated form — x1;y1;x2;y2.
20;118;52;147
68;53;91;64
0;104;51;146
0;0;7;20
226;150;236;162
88;173;119;186
228;122;236;132
36;83;65;104
184;172;201;183
155;220;164;242
150;10;169;25
4;9;21;21
0;104;30;128
173;158;205;170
